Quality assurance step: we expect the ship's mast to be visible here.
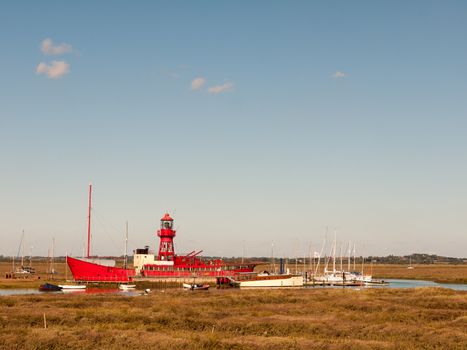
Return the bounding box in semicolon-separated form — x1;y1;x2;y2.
87;183;92;258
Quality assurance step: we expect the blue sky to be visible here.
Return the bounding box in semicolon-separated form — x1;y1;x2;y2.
1;1;466;258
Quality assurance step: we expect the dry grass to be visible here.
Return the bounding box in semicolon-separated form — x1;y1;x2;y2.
371;264;467;284
0;287;466;349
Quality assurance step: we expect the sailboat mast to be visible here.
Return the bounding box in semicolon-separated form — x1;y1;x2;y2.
271;242;275;274
309;243;313;275
315;236;325;275
52;237;55;274
29;246;33;267
87;183;92;258
332;233;336;273
339;245;343;272
124;221;128;269
47;248;50;275
242;240;245;264
347;241;351;272
304;251;306;275
353;243;356;271
21;233;24;267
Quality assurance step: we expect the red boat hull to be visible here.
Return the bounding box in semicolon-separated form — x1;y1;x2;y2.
67;256;135;282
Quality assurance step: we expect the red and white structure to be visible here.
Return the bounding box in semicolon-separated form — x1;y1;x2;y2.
133;213;256;278
67;188;256;282
157;213;175;262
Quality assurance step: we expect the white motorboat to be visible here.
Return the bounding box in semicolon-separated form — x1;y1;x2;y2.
119;284;136;290
231;273;303;288
58;284;87;290
183;283;210;290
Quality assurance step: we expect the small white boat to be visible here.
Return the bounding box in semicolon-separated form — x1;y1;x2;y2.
58;284;87;290
119;284;136;290
183;283;210;290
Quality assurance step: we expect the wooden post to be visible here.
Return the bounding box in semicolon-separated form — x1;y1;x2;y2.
43;313;47;329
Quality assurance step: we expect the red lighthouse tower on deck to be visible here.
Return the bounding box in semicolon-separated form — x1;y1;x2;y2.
157;213;176;262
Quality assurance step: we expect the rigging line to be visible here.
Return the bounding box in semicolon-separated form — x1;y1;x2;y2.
92;207;126;234
92;212;121;251
91;208;124;253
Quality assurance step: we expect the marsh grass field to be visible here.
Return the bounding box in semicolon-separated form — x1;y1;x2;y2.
0;261;466;349
0;287;466;349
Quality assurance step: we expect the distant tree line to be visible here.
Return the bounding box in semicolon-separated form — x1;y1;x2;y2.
213;253;466;265
366;253;466;265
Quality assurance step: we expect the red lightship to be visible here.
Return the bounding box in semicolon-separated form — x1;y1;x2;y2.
67;209;256;282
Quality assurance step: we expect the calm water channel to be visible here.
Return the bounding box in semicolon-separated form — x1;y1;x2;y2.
384;279;467;290
0;279;466;296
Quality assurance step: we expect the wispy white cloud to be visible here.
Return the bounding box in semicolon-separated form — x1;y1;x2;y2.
35;61;70;79
191;77;206;90
332;71;346;79
41;38;73;55
207;82;234;94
